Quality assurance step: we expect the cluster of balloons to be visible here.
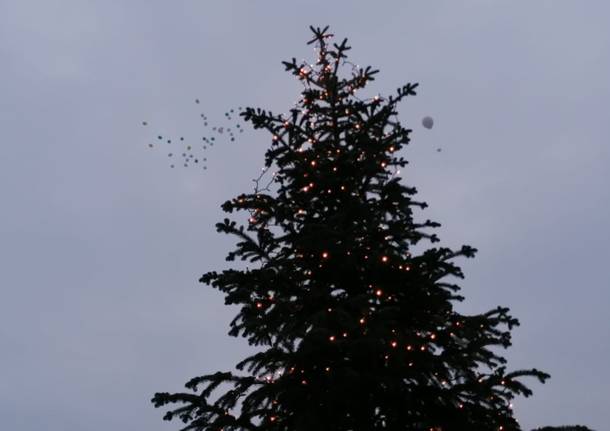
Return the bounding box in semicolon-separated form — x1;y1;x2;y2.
143;100;245;170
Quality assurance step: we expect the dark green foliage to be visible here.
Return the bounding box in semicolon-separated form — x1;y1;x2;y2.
152;26;549;430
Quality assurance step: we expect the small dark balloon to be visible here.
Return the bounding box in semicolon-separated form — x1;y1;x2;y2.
158;135;163;139
142;121;148;126
422;116;434;129
204;122;208;126
180;137;184;141
187;145;191;150
194;159;198;163
170;164;175;168
195;99;200;104
203;158;207;161
168;153;173;157
167;139;171;144
436;148;442;152
148;143;153;148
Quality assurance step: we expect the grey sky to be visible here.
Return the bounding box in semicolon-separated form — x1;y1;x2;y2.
1;1;608;430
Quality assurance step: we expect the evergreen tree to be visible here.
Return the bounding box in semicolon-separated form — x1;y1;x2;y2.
153;26;549;431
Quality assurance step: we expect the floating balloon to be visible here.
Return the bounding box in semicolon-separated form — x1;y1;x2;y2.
422;116;434;129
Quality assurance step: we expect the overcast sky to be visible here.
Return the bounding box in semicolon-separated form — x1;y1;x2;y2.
1;1;609;430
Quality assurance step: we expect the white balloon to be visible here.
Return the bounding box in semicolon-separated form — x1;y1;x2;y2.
422;116;434;129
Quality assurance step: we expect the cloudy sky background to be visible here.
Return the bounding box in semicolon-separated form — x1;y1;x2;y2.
1;1;609;429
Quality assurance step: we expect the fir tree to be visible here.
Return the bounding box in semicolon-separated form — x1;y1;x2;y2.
152;26;549;431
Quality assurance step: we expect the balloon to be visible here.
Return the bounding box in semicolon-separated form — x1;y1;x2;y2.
422;116;434;129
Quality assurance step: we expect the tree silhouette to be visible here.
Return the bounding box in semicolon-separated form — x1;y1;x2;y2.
152;26;549;431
